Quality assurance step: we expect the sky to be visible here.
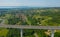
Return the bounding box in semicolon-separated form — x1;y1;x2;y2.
0;0;60;7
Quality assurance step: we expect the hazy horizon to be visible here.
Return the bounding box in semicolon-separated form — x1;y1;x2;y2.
0;0;60;8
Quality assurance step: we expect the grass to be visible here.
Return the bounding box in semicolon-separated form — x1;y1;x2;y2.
0;28;9;37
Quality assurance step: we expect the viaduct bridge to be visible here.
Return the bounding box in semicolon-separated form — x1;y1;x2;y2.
0;25;60;37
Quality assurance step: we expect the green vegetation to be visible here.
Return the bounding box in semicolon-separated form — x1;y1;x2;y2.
0;7;60;37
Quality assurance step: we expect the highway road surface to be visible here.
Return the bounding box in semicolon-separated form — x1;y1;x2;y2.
0;25;59;37
0;25;60;29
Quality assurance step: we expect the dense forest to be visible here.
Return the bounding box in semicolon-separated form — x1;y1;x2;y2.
0;7;60;37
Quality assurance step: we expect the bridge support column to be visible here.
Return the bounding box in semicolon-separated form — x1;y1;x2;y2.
21;29;23;37
51;29;54;37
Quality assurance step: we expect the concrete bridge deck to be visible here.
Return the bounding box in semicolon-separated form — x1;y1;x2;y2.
0;25;60;37
0;25;60;29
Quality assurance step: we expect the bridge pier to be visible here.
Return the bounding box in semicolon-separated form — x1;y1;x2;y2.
21;29;23;37
51;29;54;37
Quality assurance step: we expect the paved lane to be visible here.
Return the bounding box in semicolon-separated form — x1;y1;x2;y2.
0;25;60;29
